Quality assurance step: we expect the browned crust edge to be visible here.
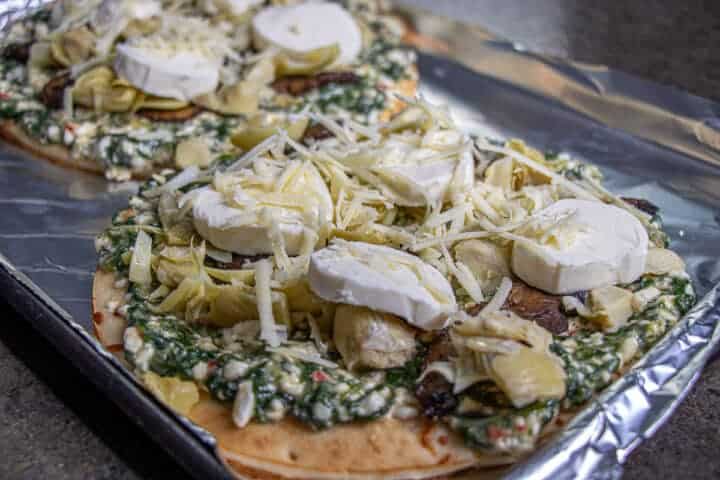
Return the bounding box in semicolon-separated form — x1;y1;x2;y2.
0;120;103;175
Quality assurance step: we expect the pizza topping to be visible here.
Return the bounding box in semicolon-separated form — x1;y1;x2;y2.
271;71;360;96
644;247;686;275
40;71;72;109
505;283;569;335
309;240;457;330
137;105;203;122
191;156;332;256
252;2;362;66
333;305;416;371
586;285;634;331
2;42;32;62
114;43;221;102
511;199;649;294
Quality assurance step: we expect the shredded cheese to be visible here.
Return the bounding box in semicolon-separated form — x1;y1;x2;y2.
480;277;513;315
255;259;279;347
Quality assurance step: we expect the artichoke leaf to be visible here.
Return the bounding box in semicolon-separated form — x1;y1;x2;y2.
231;115;308;151
193;57;275;115
50;26;96;67
333;305;416;371
274;44;340;77
142;372;199;415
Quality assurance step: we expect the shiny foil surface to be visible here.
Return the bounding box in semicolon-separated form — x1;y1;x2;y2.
1;2;719;479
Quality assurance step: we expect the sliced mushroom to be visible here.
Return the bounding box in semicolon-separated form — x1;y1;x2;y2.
621;197;660;216
40;72;73;109
138;104;203;122
2;42;31;62
272;71;359;96
505;283;569;334
466;281;569;335
302;122;334;143
415;330;457;418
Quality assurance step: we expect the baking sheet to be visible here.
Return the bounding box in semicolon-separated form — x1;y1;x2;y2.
1;2;720;479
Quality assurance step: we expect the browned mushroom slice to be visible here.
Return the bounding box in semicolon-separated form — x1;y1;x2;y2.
302;122;334;143
2;42;31;62
415;330;457;419
40;72;73;109
466;282;570;335
505;283;569;335
272;71;360;96
137;104;203;122
621;197;659;216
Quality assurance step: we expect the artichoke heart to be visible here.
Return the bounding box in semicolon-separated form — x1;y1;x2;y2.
454;310;553;353
50;26;96;67
588;285;634;331
333;305;416;371
490;347;566;408
274;44;340;77
142;372;199;415
381;106;433;134
231;114;309;151
175;138;213;169
193;57;275;115
485;141;551;191
644;248;686;275
454;239;511;294
73;66;190;113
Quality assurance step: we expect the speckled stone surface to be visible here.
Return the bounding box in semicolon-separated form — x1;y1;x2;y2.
1;1;720;479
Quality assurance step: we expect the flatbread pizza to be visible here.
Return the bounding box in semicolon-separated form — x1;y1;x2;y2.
0;0;418;180
92;98;696;478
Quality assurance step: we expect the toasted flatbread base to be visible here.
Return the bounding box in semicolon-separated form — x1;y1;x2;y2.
92;270;519;479
0;120;103;175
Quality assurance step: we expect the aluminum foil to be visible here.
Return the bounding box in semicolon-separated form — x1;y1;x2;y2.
1;2;719;479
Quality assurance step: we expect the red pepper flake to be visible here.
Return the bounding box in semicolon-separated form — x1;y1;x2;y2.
487;425;506;441
64;122;77;133
0;92;10;100
515;423;526;432
312;370;329;382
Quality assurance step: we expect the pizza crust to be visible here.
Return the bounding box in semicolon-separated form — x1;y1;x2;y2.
91;270;519;479
0;120;103;175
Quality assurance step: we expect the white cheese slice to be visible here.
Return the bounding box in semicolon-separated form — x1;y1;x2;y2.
511;199;648;294
308;241;457;330
114;43;220;101
192;161;333;255
252;2;362;65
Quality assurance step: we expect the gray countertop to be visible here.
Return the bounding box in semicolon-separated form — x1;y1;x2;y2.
2;1;720;479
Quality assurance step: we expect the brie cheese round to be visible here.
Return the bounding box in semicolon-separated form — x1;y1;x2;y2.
192;160;333;255
511;199;648;294
308;241;457;330
252;2;362;65
114;43;221;101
